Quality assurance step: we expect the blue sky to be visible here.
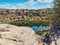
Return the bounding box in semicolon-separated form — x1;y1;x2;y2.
0;0;53;9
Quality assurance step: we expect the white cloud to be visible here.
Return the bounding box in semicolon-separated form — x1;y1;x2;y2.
27;0;53;6
28;0;35;5
16;3;26;9
0;3;26;9
0;5;5;7
44;0;53;2
0;4;16;9
5;3;11;6
38;0;42;2
16;4;25;7
0;0;53;9
26;0;37;6
37;0;53;3
11;6;17;9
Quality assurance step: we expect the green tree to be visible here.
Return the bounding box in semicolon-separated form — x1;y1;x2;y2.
53;0;60;29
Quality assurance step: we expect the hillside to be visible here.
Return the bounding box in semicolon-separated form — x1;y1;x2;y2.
0;9;53;26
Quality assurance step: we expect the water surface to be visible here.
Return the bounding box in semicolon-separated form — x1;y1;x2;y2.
30;26;50;31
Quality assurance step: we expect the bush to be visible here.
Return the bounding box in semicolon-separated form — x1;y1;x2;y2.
36;30;50;36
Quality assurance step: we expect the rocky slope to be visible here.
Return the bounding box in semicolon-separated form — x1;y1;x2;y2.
0;24;44;45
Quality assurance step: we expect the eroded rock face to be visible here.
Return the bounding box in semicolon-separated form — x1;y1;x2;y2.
0;24;39;45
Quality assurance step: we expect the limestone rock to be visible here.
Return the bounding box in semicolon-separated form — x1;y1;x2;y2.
0;24;39;45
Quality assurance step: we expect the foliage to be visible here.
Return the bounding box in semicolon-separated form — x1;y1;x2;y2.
53;0;60;29
8;20;50;26
36;30;50;36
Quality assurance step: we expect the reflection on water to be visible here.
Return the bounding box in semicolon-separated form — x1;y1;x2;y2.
30;26;50;31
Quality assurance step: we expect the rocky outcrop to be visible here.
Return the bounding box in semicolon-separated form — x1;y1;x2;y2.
0;24;38;45
0;24;41;45
1;24;60;45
